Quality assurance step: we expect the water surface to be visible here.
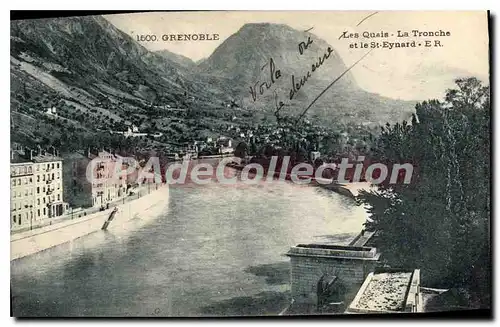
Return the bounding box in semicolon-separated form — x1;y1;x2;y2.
11;177;366;317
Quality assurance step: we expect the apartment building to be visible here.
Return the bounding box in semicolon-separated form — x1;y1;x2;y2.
10;161;35;229
10;150;68;230
32;154;67;221
62;150;128;209
89;150;128;207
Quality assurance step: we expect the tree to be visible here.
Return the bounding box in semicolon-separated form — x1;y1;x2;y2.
358;78;490;308
234;141;248;159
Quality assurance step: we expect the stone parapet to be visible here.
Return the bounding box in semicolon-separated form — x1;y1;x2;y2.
286;243;381;311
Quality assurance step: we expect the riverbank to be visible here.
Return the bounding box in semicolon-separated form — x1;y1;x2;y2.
225;162;372;199
11;177;368;317
315;181;373;199
10;184;169;261
198;153;235;159
11;185;153;234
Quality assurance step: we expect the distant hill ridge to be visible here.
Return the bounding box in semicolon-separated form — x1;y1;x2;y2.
155;50;196;69
10;15;415;150
196;22;414;123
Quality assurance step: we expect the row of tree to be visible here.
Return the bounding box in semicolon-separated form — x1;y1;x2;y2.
358;77;490;308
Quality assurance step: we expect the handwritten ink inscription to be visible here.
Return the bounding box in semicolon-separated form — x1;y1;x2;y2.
298;36;313;54
249;36;335;118
249;58;282;102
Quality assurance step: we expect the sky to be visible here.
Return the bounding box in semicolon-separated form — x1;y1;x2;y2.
105;11;489;101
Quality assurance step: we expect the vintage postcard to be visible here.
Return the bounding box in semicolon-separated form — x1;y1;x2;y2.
10;11;490;317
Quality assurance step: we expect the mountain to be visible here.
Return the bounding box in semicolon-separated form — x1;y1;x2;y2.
11;16;192;100
155;50;196;70
197;23;415;124
10;16;415;153
10;15;231;150
195;57;207;65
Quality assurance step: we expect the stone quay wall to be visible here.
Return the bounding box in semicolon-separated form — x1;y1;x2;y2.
11;184;169;261
286;244;380;307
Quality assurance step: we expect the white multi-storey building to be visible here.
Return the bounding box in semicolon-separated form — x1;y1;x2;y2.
32;154;66;221
10;161;35;229
10;150;68;230
89;151;128;207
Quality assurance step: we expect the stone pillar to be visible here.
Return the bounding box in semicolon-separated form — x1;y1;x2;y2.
286;244;380;308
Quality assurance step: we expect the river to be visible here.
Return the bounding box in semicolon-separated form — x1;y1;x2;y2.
11;163;367;317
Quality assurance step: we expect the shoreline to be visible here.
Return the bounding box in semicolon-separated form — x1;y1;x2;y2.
225;162;372;199
10;184;170;261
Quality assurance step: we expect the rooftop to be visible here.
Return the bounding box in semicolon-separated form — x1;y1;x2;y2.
11;157;30;164
31;154;63;163
61;152;88;160
10;149;28;164
10;149;62;164
356;272;411;311
347;269;422;313
286;243;380;261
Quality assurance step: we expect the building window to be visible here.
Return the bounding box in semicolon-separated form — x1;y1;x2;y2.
28;167;32;174
12;180;15;187
18;215;21;225
18;191;21;198
43;208;46;215
24;178;27;184
37;187;40;194
43;198;46;204
37;209;40;217
52;173;54;180
29;177;32;183
43;187;46;193
43;175;46;181
13;215;16;223
17;179;21;185
37;175;40;182
57;172;60;179
57;163;60;169
37;199;40;205
52;163;54;169
25;190;28;196
57;194;60;201
13;192;16;198
47;164;49;170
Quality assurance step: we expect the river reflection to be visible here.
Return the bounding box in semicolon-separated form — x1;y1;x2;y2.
11;173;367;317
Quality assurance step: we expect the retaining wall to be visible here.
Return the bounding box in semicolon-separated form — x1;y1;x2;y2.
286;244;380;307
11;185;169;261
